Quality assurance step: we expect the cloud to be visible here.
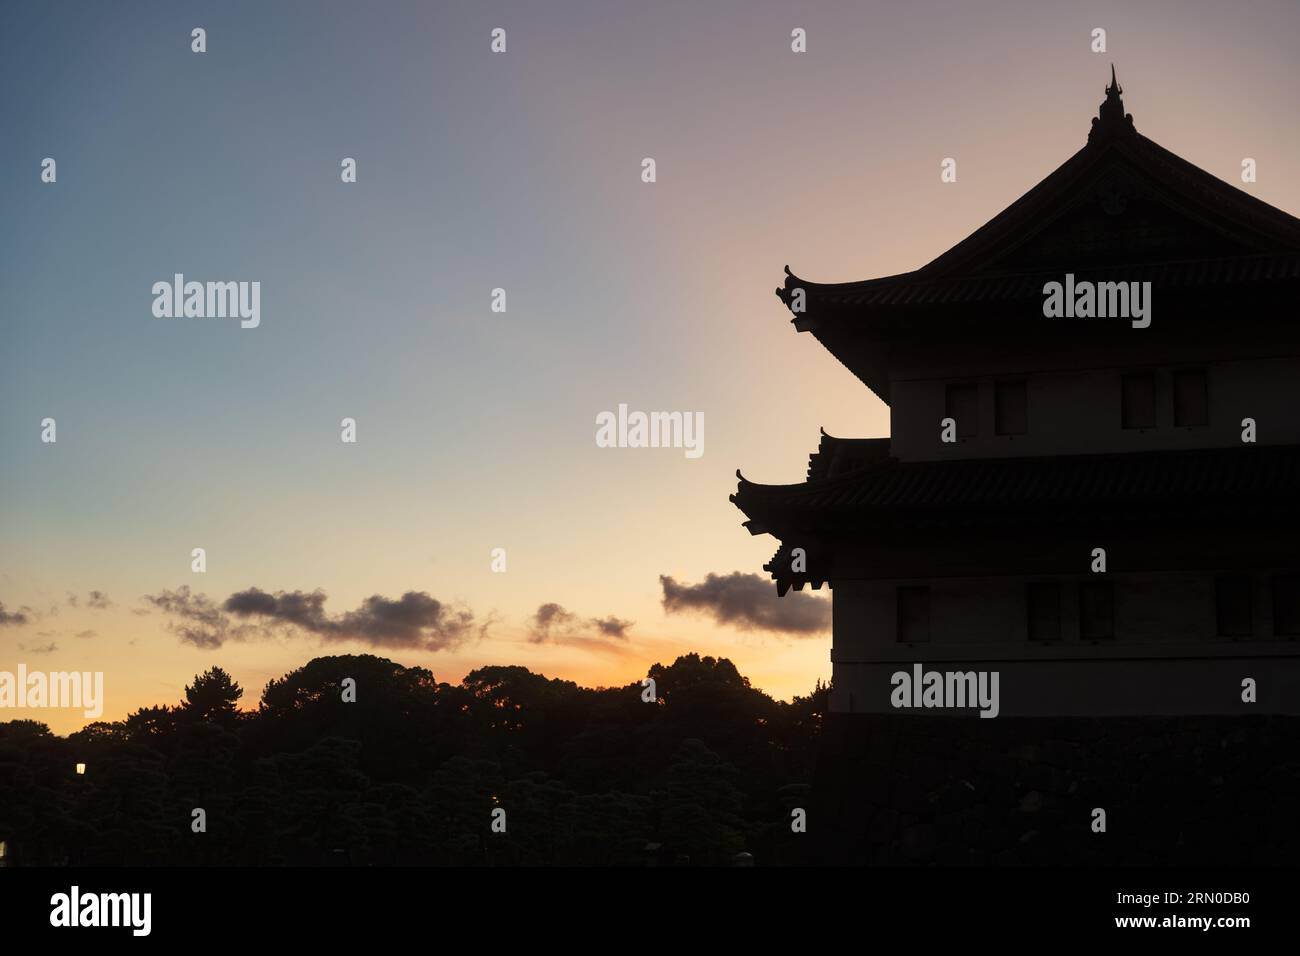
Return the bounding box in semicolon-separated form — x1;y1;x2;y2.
75;629;97;640
336;591;475;650
145;586;259;649
591;615;634;639
224;588;329;629
224;587;476;650
659;572;831;635
19;641;58;654
527;603;576;643
0;602;29;626
527;602;634;650
146;585;479;651
87;591;112;609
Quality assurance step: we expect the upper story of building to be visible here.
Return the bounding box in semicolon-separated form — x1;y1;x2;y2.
775;70;1300;463
735;71;1300;597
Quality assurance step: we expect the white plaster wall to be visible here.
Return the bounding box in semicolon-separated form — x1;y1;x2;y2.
888;355;1300;461
829;573;1300;715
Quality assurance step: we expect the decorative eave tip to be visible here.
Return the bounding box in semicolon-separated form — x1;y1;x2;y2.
775;265;798;304
1089;64;1135;143
776;265;819;331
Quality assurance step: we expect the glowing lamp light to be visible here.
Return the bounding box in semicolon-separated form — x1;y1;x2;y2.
75;763;86;775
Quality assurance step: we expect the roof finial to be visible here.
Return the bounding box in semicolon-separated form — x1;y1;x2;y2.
1089;64;1134;142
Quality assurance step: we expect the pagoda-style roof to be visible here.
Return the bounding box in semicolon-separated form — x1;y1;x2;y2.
736;442;1300;592
777;70;1300;401
736;442;1300;534
805;430;891;481
734;442;1300;590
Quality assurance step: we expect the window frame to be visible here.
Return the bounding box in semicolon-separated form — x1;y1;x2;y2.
1079;580;1116;641
1215;575;1254;639
1026;581;1063;643
945;382;980;439
1121;370;1158;430
994;379;1028;436
1172;367;1209;428
896;585;932;644
1273;575;1300;638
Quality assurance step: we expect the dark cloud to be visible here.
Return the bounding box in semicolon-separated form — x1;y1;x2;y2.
75;629;97;640
145;586;258;649
527;603;634;649
19;641;58;654
590;615;634;639
224;588;329;629
659;572;831;635
224;587;475;650
0;602;29;626
145;586;477;651
337;592;475;649
527;602;577;643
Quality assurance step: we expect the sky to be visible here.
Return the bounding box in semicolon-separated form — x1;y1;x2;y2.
4;0;1300;733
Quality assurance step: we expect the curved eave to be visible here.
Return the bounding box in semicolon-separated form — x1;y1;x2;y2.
734;444;1300;537
775;124;1300;328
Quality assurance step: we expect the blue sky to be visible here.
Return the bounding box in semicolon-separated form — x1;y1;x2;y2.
4;0;1300;729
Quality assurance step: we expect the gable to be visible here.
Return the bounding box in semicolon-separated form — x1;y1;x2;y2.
974;156;1264;274
914;130;1300;283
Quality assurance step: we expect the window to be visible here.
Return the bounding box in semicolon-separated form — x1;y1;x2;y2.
1274;575;1300;637
1079;582;1115;640
897;586;931;643
1027;582;1062;642
995;380;1028;435
1215;576;1253;638
1121;372;1157;429
945;383;979;438
1173;368;1208;427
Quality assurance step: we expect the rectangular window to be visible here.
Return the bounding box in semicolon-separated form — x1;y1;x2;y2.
1215;576;1253;638
1173;368;1208;427
1079;582;1115;641
897;586;931;643
1121;372;1157;429
995;380;1028;436
945;383;979;438
1027;582;1062;642
1274;575;1300;637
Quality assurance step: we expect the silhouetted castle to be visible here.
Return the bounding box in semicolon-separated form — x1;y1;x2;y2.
732;73;1300;863
734;70;1300;719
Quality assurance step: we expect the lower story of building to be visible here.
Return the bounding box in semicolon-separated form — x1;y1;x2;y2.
830;570;1300;716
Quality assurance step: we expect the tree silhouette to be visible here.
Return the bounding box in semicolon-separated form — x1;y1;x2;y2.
182;667;244;726
0;653;829;866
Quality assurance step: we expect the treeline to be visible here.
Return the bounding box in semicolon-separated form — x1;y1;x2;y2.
0;654;827;866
